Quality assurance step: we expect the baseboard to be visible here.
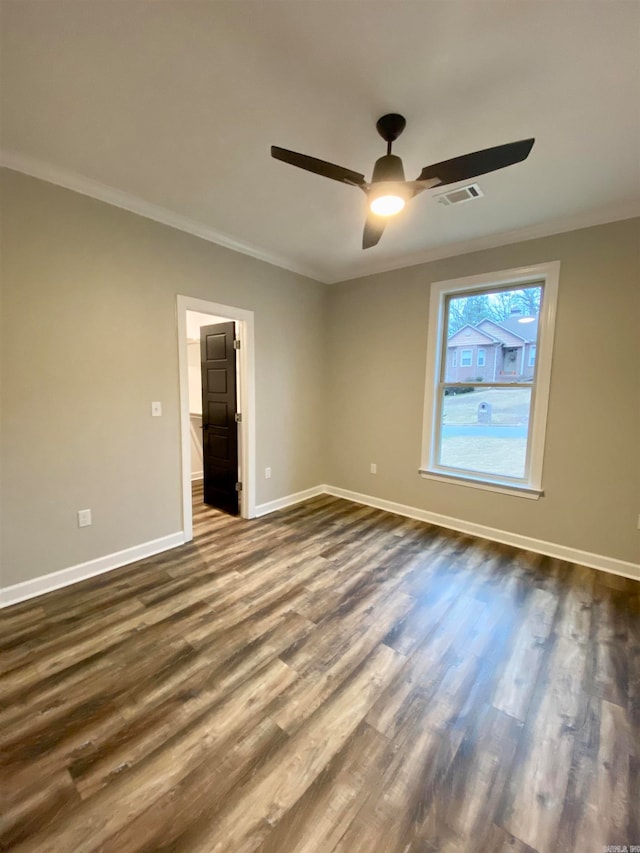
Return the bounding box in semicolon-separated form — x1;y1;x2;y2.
254;485;327;518
3;486;636;608
323;485;640;582
0;532;186;608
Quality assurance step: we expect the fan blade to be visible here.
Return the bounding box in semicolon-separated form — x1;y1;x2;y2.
363;214;386;249
271;146;365;186
417;139;534;186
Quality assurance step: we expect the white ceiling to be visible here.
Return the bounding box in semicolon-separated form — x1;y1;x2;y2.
2;1;639;283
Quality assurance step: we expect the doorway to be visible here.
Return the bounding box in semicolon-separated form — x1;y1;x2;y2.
177;295;256;542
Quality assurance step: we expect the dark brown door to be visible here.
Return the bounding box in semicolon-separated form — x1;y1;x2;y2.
200;322;239;515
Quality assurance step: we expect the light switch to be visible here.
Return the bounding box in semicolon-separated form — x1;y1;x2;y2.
151;402;162;417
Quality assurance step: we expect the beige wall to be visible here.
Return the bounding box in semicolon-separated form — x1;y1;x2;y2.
2;168;638;591
326;217;640;565
1;169;327;587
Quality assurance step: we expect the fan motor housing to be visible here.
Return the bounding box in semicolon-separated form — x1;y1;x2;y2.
372;154;405;183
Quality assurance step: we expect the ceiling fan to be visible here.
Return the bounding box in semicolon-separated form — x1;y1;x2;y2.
271;114;534;249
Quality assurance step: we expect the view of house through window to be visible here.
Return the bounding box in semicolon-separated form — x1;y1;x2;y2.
437;283;542;481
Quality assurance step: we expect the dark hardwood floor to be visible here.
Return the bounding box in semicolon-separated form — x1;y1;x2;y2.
1;483;638;852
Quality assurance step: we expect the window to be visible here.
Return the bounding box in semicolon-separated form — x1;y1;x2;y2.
420;262;559;497
451;350;457;368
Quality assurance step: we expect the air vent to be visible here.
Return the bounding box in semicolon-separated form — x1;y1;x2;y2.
434;184;484;206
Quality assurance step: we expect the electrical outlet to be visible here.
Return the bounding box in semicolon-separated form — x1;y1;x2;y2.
78;509;92;528
151;401;162;417
370;463;377;474
265;467;272;479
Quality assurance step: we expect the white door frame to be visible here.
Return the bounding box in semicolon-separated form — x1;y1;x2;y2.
177;295;256;540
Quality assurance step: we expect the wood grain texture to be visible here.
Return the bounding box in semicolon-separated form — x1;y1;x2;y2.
1;484;638;853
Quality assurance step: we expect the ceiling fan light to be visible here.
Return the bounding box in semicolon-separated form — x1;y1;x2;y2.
370;195;405;216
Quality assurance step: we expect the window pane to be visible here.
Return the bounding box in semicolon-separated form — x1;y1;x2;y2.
439;387;531;479
444;285;542;384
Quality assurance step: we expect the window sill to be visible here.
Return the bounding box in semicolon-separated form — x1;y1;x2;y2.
418;468;543;500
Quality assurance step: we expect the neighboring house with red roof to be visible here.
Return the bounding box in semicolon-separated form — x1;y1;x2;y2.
445;311;538;383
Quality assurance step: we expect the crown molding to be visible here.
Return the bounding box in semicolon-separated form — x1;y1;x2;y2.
3;149;638;287
0;150;327;283
323;200;640;283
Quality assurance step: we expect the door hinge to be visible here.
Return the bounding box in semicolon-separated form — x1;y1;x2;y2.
233;339;241;350
235;482;243;492
234;412;242;423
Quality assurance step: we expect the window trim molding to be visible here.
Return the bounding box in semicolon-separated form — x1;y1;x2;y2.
477;347;486;367
418;469;543;499
420;261;560;495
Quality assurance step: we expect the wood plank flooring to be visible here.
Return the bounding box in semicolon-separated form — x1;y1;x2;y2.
1;483;638;852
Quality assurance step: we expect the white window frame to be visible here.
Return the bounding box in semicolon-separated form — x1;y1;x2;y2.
460;348;473;367
420;262;560;499
528;344;536;368
477;348;486;368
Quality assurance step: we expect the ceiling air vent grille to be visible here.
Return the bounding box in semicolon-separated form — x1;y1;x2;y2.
434;184;483;206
